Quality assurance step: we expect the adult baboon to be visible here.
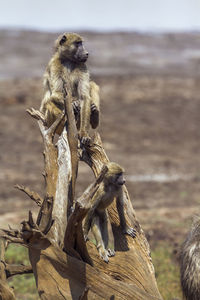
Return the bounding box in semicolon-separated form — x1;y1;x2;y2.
40;32;100;141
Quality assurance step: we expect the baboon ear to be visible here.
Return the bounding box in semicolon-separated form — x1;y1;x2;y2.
60;35;67;45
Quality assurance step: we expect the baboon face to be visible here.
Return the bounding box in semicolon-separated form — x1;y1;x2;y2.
57;33;89;63
105;162;125;186
113;172;126;186
107;171;126;186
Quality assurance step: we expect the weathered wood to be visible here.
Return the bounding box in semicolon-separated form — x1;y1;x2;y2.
14;184;43;207
29;241;161;300
63;80;79;216
26;107;46;124
51;128;72;247
0;229;24;245
5;264;32;278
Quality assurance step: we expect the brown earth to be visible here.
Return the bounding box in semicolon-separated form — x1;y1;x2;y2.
1;30;200;252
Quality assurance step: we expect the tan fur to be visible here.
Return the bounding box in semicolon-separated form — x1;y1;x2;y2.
83;162;136;262
40;32;100;137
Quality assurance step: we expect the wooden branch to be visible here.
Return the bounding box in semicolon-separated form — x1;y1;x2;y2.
26;107;46;124
0;228;24;244
0;236;24;245
5;264;32;278
36;118;59;232
50;128;72;247
15;184;43;206
36;195;54;234
25;109;73;247
27;108;62;235
63;80;79;216
80;132;109;174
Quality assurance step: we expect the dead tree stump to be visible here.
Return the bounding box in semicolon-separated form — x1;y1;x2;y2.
0;105;162;299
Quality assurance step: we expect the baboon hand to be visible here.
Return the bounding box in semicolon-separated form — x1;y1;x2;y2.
124;226;137;238
91;103;98;113
90;103;99;129
72;100;81;115
80;135;91;147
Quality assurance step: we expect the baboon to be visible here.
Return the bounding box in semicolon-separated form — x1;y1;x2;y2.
180;216;200;300
83;162;136;262
40;32;100;140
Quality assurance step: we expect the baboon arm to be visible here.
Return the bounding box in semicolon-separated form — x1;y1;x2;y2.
78;80;91;137
49;62;65;102
90;81;100;109
116;188;127;230
116;188;136;238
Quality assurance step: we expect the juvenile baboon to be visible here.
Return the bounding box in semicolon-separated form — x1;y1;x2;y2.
40;32;100;140
180;216;200;300
83;162;136;262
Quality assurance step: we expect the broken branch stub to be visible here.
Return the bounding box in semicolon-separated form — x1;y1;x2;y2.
14;184;43;207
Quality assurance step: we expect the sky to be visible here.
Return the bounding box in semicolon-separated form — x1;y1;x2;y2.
1;0;200;32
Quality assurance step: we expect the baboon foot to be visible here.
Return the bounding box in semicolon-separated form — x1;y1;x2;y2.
99;248;109;263
107;248;115;257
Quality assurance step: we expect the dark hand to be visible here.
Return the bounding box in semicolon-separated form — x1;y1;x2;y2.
124;226;137;238
91;103;98;113
72;100;81;115
80;136;91;147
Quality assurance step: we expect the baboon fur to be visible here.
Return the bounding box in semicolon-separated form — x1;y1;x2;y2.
40;32;100;138
83;162;136;262
180;216;200;300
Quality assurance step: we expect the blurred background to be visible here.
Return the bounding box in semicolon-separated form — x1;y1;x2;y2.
1;0;200;298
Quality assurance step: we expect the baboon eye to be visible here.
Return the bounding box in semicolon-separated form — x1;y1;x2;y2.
60;35;67;45
75;41;82;47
